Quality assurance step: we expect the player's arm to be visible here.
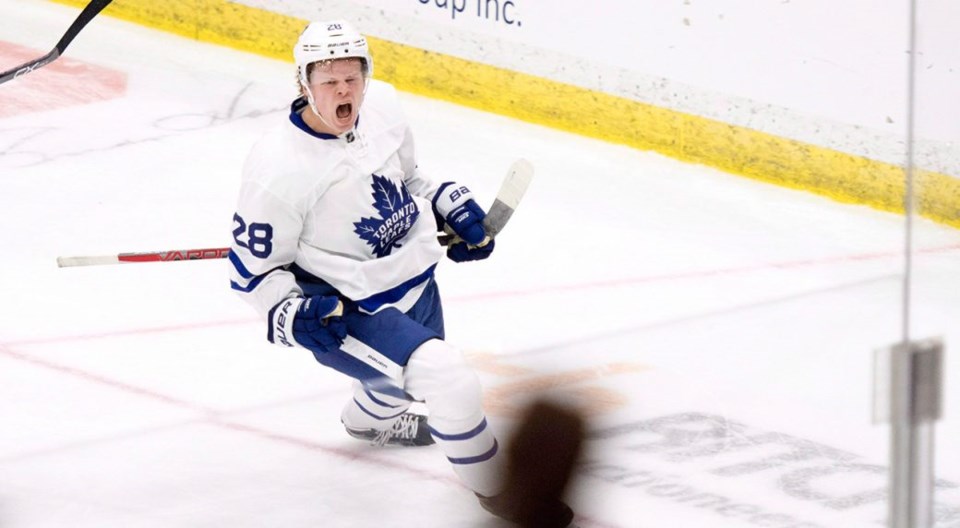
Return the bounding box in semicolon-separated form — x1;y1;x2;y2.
229;180;303;313
229;181;345;351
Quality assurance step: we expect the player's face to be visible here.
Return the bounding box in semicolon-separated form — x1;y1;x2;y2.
306;59;366;135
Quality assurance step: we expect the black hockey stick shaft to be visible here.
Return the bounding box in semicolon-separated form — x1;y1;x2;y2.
0;0;113;85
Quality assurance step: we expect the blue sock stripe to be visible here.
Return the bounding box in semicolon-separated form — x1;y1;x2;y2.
354;399;408;421
429;418;487;441
447;439;499;465
363;389;403;409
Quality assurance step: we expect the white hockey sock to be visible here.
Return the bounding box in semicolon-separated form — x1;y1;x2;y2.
341;382;413;431
429;414;504;498
404;339;505;497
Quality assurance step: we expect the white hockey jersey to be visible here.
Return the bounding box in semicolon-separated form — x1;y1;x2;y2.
229;80;446;318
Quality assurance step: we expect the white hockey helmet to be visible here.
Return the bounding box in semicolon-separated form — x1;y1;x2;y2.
294;20;373;85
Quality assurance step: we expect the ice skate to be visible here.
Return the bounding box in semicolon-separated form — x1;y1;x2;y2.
344;412;435;447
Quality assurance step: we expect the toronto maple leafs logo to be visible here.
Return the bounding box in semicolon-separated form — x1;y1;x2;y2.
353;174;420;258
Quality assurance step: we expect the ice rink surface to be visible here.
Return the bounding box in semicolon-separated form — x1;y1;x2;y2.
1;2;959;527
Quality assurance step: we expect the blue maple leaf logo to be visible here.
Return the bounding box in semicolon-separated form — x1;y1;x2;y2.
353;174;420;258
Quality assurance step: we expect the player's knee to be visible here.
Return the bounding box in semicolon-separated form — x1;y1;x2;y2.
408;339;483;419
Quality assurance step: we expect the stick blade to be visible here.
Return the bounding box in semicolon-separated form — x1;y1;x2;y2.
57;255;120;267
482;158;534;238
498;158;534;210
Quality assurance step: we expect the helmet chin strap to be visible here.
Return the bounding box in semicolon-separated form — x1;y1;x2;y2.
301;83;338;133
299;73;371;141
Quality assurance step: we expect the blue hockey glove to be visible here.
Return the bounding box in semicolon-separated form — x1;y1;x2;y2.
447;238;495;262
268;295;346;354
432;182;488;246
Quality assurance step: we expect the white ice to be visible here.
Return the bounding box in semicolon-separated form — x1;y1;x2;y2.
1;2;959;528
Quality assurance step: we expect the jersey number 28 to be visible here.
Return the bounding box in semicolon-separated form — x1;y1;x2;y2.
232;213;274;258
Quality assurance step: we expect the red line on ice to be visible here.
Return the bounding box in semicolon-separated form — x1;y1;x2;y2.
2;243;957;348
0;343;459;484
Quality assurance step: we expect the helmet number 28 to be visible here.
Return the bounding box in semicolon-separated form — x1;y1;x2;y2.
232;213;274;258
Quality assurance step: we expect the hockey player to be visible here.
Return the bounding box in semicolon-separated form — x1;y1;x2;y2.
228;20;573;527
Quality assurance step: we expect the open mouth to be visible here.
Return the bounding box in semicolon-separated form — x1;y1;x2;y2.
336;103;352;120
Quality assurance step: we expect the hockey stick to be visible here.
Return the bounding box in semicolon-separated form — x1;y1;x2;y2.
0;0;113;85
438;157;534;247
56;159;534;268
56;247;231;268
